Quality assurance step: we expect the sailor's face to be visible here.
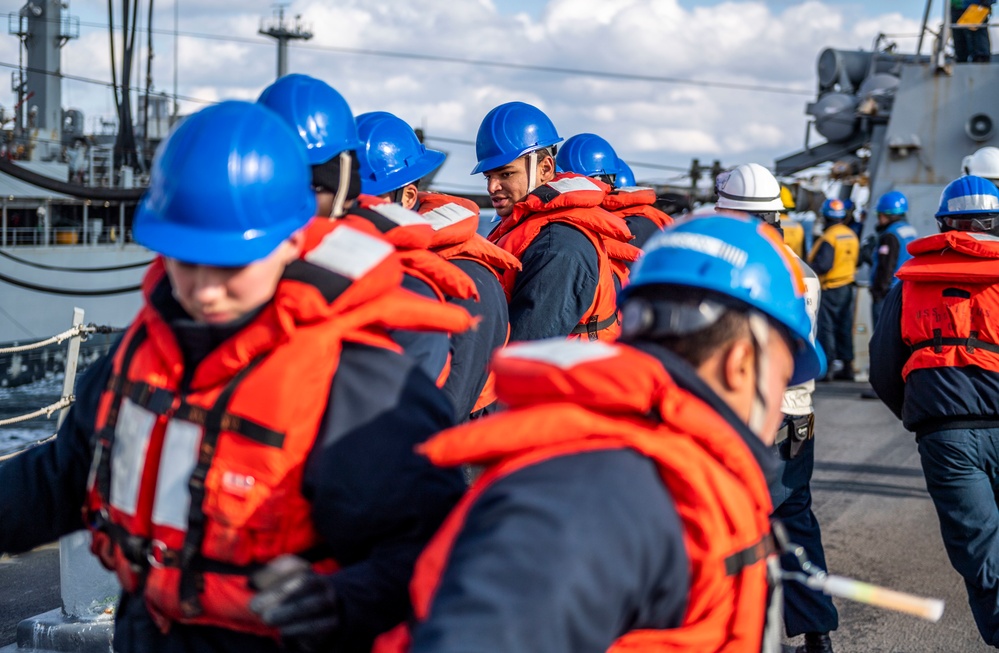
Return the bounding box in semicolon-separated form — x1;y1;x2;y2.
483;159;530;218
164;240;298;324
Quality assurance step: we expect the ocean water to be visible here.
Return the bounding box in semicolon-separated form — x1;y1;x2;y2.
0;376;64;456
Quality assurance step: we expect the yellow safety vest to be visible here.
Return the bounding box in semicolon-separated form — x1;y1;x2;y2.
808;223;858;289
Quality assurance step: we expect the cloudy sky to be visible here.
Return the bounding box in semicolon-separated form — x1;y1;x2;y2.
0;0;936;192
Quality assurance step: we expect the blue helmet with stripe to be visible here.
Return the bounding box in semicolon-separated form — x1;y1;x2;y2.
936;175;999;233
619;214;825;385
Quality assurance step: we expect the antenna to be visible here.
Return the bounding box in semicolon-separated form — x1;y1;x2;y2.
258;4;312;79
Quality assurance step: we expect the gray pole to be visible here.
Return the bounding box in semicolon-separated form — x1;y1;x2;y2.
259;5;313;80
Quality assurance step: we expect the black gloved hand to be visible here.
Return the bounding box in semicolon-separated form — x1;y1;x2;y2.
249;554;340;653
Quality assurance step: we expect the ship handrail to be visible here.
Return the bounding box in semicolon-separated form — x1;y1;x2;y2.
0;397;72;428
0;433;56;462
0;323;120;355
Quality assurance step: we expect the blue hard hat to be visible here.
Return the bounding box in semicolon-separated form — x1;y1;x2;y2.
620;214;825;385
936;175;999;218
555;133;619;178
615;160;636;187
471;101;562;175
257;74;362;166
821;198;847;220
355;111;446;196
133;101;316;267
876;190;908;216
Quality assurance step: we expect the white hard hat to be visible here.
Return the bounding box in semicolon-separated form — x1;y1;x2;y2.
715;163;785;212
962;146;999;181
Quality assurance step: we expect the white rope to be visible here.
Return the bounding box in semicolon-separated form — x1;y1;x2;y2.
0;433;56;463
0;395;74;427
0;324;100;355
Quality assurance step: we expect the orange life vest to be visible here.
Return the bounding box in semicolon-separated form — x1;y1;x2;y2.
84;222;474;638
601;186;674;230
489;174;641;341
374;340;776;653
896;231;999;380
418;192;521;413
335;198;479;386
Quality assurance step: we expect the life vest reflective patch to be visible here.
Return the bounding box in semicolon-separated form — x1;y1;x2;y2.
305;225;395;279
369;201;430;226
422;202;477;231
153;418;201;531
110;398;155;516
546;175;604;194
499;338;618;369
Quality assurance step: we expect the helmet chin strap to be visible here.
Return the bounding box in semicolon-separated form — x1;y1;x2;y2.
332;151;353;218
527;150;539;194
747;311;772;437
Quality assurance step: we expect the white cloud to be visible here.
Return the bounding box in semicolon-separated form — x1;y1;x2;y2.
0;0;932;188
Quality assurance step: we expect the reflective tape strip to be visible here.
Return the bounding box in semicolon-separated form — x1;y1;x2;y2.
151;418;202;531
110;398;155;515
947;193;999;212
423;203;476;231
371;203;429;226
969;231;999;242
306;226;394;280
547;176;603;194
651;232;749;268
499;339;618;369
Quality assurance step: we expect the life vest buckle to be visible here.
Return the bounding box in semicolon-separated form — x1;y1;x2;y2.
147;540;178;569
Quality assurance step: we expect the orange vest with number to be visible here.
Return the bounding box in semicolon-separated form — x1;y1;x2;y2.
374;341;775;653
489;175;641;341
897;231;999;380
84;222;474;638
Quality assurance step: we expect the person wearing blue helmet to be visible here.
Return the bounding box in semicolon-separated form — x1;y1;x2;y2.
808;198;860;381
869;190;918;327
355;110;518;421
871;175;999;647
716;163;837;653
0;101;468;653
474;102;639;342
260;76;458;384
557;133;672;255
375;215;824;653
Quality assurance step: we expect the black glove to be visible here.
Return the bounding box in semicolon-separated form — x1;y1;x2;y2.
249;554;340;653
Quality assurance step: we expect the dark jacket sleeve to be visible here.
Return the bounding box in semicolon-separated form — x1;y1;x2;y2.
302;342;465;652
508;222;599;342
390;273;452;383
623;215;664;252
440;259;509;421
869;282;907;419
0;344;115;554
871;233;901;301
410;449;689;653
808;240;835;276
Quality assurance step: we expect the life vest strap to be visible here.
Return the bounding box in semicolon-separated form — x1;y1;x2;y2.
724;533;776;577
178;354;268;618
910;329;999;355
569;313;618;341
